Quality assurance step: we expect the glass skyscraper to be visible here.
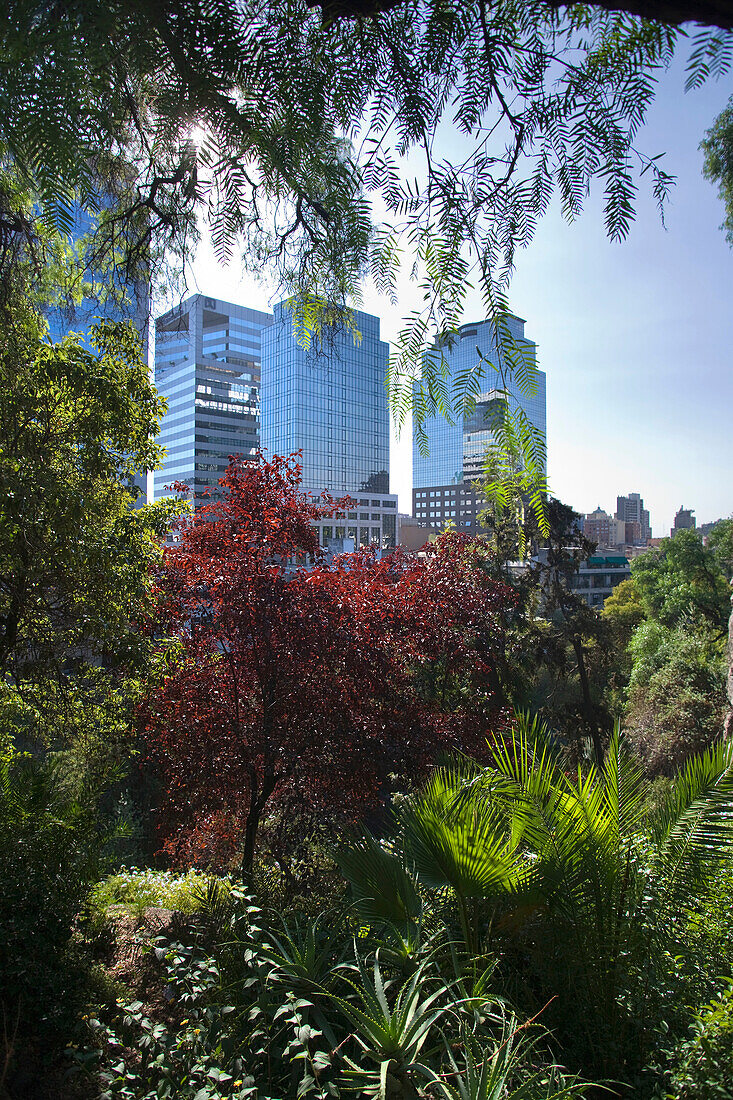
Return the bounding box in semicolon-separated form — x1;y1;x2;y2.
153;294;273;505
42;202;151;503
44;205;149;356
412;315;546;532
261;302;397;550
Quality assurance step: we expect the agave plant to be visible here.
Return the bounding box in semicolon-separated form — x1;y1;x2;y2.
327;953;452;1099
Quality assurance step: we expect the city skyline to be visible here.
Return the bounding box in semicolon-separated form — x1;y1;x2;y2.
179;53;732;537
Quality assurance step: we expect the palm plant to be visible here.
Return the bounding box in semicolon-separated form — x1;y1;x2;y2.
337;715;733;1078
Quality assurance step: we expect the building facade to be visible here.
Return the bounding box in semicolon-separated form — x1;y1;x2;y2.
261;303;397;550
153;295;273;505
672;506;696;536
412;482;486;535
413;315;545;490
569;554;632;608
583;507;626;549
615;492;651;544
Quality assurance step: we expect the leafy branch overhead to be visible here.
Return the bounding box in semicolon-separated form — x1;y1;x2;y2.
1;0;731;523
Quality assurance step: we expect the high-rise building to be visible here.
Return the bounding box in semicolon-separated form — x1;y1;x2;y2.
260;302;397;550
412;315;546;530
671;506;696;536
615;492;651;544
43;202;151;502
153;294;273;505
44;204;149;354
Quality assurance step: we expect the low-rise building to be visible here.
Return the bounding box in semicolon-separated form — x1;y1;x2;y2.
582;507;626;549
569;554;632;608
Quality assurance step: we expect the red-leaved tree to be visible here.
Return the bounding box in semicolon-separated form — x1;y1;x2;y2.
143;454;514;874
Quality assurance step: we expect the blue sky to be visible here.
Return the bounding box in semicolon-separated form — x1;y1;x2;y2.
190;48;733;537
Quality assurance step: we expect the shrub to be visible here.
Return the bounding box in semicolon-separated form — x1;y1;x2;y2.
667;981;733;1099
0;753;101;1085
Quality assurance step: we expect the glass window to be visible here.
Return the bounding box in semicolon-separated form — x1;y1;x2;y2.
323;526;333;540
335;526;345;539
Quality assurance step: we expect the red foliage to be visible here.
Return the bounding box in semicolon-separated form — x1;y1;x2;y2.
143;454;515;872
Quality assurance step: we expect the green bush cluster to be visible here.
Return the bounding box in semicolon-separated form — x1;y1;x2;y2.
0;754;102;1085
78;887;588;1100
667;982;733;1100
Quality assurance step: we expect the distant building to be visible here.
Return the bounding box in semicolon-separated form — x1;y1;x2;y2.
583;507;625;549
671;506;696;536
261;303;397;551
153;294;272;506
397;514;439;551
412;482;487;535
615;492;651;544
412;314;546;494
569;554;632;608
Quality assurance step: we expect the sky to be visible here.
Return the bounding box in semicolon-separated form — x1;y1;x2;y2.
187;50;733;538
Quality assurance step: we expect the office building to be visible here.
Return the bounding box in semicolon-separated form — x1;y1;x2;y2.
412;315;546;528
615;492;651;544
261;302;397;550
153;294;273;505
43;201;150;502
671;506;696;536
413;483;486;535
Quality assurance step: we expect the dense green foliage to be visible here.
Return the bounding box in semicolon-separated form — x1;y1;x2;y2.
0;752;103;1085
337;716;733;1082
79;885;588;1100
622;529;731;773
701;95;733;246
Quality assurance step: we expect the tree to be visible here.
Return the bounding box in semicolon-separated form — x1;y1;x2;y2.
622;534;731;770
524;499;611;763
0;2;718;407
0;298;173;682
625;622;727;773
701;95;733;245
631;529;731;636
144;454;513;876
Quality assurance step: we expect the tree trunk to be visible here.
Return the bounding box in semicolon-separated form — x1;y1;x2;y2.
240;771;278;881
572;633;604;767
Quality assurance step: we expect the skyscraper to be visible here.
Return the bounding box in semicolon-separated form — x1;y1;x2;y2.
153;294;273;505
43;202;151;502
260;302;397;550
412;315;546;532
615;493;651;544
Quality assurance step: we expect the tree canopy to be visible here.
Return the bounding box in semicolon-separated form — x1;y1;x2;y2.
3;0;729;427
145;454;514;874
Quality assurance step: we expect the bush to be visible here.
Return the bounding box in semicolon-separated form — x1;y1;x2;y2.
0;753;102;1084
667;981;733;1099
79;889;591;1100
